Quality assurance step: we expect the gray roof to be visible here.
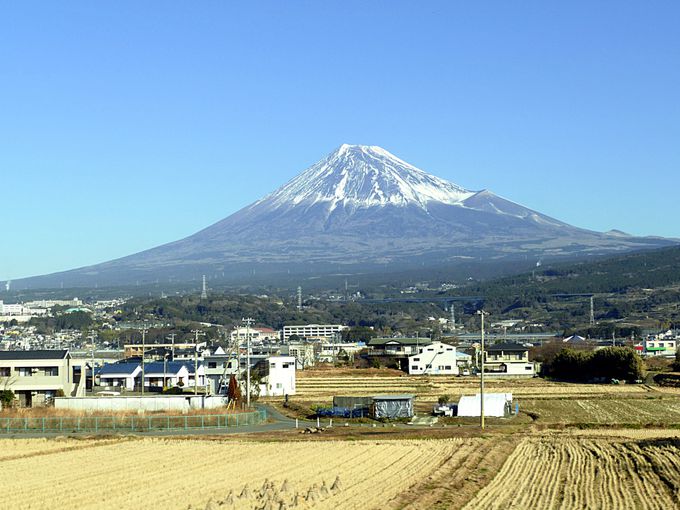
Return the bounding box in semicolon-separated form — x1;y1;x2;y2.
0;349;69;360
486;342;529;352
372;394;416;401
368;338;432;346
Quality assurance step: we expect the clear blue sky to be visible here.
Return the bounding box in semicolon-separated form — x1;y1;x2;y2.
2;1;679;280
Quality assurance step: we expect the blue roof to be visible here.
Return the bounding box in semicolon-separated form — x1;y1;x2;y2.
99;362;140;376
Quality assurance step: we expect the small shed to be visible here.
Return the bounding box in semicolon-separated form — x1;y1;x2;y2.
333;396;373;410
371;394;415;419
457;393;512;418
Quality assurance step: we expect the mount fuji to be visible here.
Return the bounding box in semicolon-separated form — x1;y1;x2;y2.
18;144;675;288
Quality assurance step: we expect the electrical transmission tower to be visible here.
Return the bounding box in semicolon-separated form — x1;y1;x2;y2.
297;286;302;311
201;275;208;300
589;296;595;326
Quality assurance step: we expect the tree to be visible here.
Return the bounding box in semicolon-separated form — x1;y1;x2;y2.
227;375;242;403
0;390;15;409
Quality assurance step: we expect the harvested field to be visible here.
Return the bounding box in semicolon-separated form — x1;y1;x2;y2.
295;373;652;404
464;437;680;509
0;437;484;509
0;437;120;462
520;397;680;425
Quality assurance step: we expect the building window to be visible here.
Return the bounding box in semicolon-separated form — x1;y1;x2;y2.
44;367;59;376
525;366;533;370
208;362;217;369
411;366;418;371
0;367;10;377
270;363;276;368
17;367;33;377
444;366;451;370
413;358;420;362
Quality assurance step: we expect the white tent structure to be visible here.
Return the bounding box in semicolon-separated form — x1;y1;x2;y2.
457;393;512;417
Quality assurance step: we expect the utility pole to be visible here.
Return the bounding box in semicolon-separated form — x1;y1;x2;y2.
140;324;148;396
89;331;97;394
166;333;176;360
477;310;488;430
191;329;206;395
242;317;254;407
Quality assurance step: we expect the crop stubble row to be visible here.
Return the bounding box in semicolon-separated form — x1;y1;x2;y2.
0;438;476;510
464;437;680;509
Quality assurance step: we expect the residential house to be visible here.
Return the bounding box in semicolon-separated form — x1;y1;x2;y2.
367;338;433;357
484;342;535;376
257;356;296;397
0;350;78;406
408;341;459;375
98;362;141;391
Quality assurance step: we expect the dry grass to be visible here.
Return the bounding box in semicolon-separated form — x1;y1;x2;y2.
0;437;482;509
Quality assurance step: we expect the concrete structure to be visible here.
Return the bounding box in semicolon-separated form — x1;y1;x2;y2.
230;327;279;343
282;324;347;342
284;342;317;369
484;342;535;376
258;356;296;397
643;333;677;357
54;394;229;412
408;341;459;375
0;350;81;406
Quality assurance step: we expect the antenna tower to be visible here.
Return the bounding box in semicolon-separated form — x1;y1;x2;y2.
297;286;302;311
201;275;208;299
589;296;595;326
450;304;455;328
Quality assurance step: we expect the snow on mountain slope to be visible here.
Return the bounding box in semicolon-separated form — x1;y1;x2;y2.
257;144;475;213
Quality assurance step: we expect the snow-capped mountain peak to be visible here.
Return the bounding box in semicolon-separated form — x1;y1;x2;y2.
260;144;475;212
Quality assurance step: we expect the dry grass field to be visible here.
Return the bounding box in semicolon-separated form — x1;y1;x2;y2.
2;432;680;509
295;373;653;405
0;437;491;510
464;436;680;509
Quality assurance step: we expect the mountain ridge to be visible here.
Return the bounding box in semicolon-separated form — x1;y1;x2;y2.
13;144;677;288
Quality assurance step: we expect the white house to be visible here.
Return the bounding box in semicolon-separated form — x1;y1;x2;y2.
643;333;677;357
98;362;141;391
143;361;206;390
408;341;459;375
259;356;296;397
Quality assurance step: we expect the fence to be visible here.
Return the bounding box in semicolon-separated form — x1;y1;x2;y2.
0;409;266;434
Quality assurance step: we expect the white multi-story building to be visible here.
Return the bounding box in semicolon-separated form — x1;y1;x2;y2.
259;356;296;397
643;333;677;357
230;327;279;343
408;341;459;375
0;301;26;316
0;350;82;406
282;324;347;342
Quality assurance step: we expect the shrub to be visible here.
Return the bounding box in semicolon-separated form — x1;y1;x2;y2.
0;390;15;409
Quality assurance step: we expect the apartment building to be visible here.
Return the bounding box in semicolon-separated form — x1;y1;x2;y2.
282;324;347;342
0;350;78;406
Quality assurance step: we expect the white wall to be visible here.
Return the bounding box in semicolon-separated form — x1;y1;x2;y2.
261;356;296;396
408;342;459;375
54;395;229;412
